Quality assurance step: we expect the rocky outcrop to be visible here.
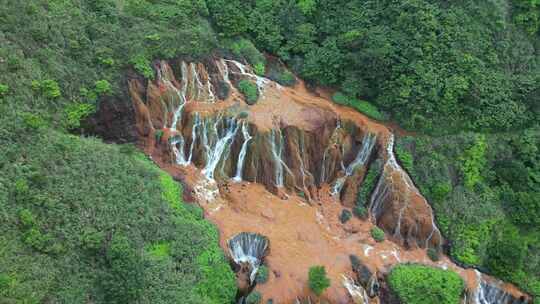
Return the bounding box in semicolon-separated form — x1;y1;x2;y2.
122;56;531;304
83;95;138;143
127;57;444;249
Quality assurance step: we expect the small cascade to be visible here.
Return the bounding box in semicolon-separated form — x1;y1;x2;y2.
217;58;232;87
170;136;187;165
342;275;369;304
201;117;240;180
186;113;201;164
269;129;285;187
233;121;252;182
320;119;343;184
472;271;530;304
225;59;271;96
369;134;443;249
228;232;269;283
331;133;377;196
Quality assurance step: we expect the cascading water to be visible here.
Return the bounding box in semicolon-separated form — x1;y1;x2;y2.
269;129;285;187
217;59;232;87
331;133;377;196
170;136;187;165
225;59;272;96
369;134;442;248
233;121;252;182
472;271;530;304
342;275;369;304
201;117;240;180
228;232;269;283
186;113;201;164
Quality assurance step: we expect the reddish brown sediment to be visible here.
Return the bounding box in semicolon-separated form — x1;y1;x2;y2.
127;58;531;304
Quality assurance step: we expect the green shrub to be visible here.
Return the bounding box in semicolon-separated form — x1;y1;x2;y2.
331;92;384;121
339;209;352;223
277;70;296;86
254;62;265;75
227;38;265;67
308;266;330;296
246;290;262;304
147;242;171;259
18;209;36;227
64;103;96;130
395;145;414;173
356;160;381;207
238;80;259;105
99;57;115;66
237;111;249;119
32;79;61;99
459;134;487;190
0;84;8;96
371;227;385;242
155;130;164;142
21;113;46;130
427;248;440;262
431;182;452;202
256;265;269;284
130;54;155;79
353;205;368;219
95;80;112;95
388;264;464;304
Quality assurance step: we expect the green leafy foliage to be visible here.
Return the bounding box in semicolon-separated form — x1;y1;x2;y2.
256;265;269;284
246;291;262;304
356;160;381;207
352;205;367;219
339;209;352;223
308;266;331;296
238;80;259;105
388;264;464;304
64;103;96;130
95;80;112;95
332;92;384;121
211;0;539;133
459;135;487;189
0;127;236;303
32;79;61;99
370;227;385;242
427;248;440;262
0;84;8;97
130;54;155;79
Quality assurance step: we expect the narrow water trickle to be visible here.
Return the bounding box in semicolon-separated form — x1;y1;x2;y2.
269;129;285;187
233;121;252;182
331;133;377;196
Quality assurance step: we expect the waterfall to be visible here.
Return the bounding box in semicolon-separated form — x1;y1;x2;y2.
170;136;187;165
368;134;443;248
228;232;269;283
269;129;285;187
217;59;232;87
225;59;271;96
201;117;240;180
472;271;530;304
342;275;369;304
331;133;377;196
233;121;252;182
186;113;201;164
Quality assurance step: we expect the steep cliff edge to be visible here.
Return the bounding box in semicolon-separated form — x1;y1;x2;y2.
121;57;530;304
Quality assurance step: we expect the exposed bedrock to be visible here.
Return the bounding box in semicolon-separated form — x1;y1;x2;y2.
122;57;534;303
127;58;444;251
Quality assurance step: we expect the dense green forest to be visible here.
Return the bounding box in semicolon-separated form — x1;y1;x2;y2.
0;0;539;302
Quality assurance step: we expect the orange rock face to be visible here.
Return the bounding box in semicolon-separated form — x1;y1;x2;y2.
126;57;530;304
